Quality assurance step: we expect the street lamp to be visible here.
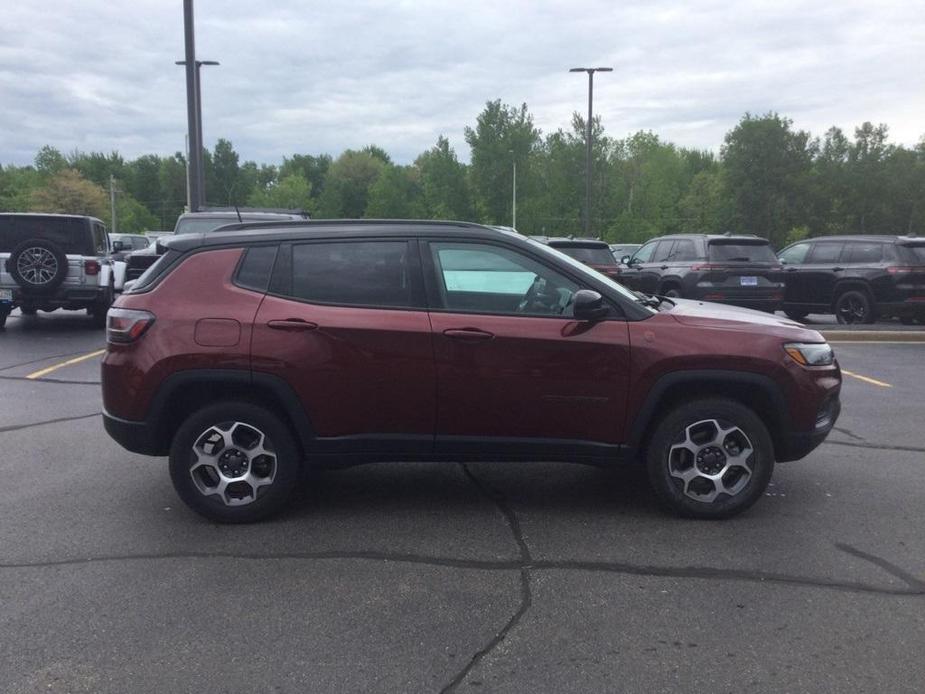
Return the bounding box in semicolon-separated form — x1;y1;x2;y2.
509;148;517;230
177;59;219;209
569;66;612;236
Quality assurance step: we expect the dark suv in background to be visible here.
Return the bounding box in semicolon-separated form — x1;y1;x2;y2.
777;235;925;324
102;221;840;523
532;236;622;279
618;233;784;311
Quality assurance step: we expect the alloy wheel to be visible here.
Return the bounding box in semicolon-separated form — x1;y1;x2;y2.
189;421;277;506
667;419;753;503
17;247;58;285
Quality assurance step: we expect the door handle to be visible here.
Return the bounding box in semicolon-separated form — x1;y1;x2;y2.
832;267;845;272
660;265;669;270
442;328;494;341
785;267;798;272
268;319;318;332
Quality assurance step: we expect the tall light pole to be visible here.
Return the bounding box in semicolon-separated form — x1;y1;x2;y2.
177;58;219;209
182;0;202;212
569;66;612;236
509;148;517;230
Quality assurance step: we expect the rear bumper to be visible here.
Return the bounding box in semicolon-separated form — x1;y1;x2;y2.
5;285;106;308
103;410;164;456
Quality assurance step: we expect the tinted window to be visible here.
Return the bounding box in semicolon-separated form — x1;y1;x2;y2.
632;241;657;263
431;242;579;316
708;241;777;262
778;242;810;265
808;242;844;263
844;242;883;263
92;223;108;254
236;245;278;292
652;240;675;263
129;249;181;292
0;216;93;255
668;239;698;261
553;245;615;264
899;243;925;263
290;241;414;308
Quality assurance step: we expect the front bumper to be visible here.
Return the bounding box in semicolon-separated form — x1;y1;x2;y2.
776;393;841;462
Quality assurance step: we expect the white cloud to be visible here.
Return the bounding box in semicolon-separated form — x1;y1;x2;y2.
1;0;923;166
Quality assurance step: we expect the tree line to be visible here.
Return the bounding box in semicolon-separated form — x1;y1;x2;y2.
1;101;923;249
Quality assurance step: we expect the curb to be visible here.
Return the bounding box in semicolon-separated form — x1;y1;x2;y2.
819;330;925;342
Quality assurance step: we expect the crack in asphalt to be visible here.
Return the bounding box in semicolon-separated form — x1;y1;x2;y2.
0;412;101;434
833;426;866;442
823;439;925;454
438;465;534;693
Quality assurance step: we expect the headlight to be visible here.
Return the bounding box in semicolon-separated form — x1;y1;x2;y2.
784;342;834;366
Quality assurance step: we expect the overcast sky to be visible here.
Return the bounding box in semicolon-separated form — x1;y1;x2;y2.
2;0;923;167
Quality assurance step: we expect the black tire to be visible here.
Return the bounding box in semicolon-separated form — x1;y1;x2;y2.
645;398;775;519
169;401;301;523
7;239;69;293
834;290;875;325
0;309;8;329
19;306;37;316
88;284;113;328
784;309;808;321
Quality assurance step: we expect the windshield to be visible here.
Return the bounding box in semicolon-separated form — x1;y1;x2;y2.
708;241;777;262
526;238;653;309
553;245;617;265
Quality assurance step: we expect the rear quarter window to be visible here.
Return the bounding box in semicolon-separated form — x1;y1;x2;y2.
236;245;279;292
898;244;925;263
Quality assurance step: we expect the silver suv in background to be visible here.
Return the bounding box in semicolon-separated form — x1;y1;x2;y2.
124;208;309;281
1;213;125;328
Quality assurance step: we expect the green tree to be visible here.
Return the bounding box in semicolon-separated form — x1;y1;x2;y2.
721;113;815;246
29;169;108;218
316;150;386;218
34;146;68;177
365;165;423;218
207;138;249;205
248;173;313;211
415;136;471;219
279;154;331;200
465;100;541;225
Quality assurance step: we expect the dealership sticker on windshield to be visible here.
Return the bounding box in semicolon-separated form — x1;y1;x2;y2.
740;276;758;286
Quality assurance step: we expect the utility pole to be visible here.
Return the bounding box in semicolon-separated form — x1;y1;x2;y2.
509;149;517;230
109;174;117;233
183;0;203;212
177;58;219;207
569;66;612;236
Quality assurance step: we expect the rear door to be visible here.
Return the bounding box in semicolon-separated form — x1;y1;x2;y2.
251;238;436;454
778;241;812;306
423;239;631;458
803;241;845;305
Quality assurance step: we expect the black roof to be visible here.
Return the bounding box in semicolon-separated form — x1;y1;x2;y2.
530;236;609;247
794;234;919;244
161;219;511;253
652;233;766;242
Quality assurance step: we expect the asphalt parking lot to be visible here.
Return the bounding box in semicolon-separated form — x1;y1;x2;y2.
1;309;924;693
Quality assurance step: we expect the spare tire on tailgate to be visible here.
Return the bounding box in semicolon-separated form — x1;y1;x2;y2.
6;238;69;293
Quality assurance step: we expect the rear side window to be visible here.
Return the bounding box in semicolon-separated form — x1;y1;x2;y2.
236;245;278;292
708;241;777;262
652;240;675;263
843;242;883;263
807;242;844;263
0;216;93;255
287;241;416;308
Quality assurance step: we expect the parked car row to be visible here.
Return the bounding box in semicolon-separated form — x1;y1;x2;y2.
546;232;925;325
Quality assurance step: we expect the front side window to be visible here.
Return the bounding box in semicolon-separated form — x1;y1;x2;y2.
430;242;579;316
632;241;657;263
289;240;414;308
778;242;810;265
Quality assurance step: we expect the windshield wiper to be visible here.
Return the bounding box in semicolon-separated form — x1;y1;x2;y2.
634;292;674;309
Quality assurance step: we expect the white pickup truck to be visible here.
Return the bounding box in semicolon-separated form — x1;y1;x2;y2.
0;213;127;328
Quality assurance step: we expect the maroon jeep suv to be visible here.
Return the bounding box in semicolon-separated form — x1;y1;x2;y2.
102;221;841;523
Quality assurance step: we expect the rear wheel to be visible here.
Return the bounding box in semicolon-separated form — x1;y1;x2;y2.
20;306;37;316
784;309;808;321
835;290;875;325
169;402;301;523
645;398;774;519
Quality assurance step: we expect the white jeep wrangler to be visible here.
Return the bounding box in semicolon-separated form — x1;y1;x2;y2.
0;213;126;328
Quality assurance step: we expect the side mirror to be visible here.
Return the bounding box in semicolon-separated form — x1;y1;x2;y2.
123;280;137;293
111;240;125;252
572;289;608;321
621;255;631;265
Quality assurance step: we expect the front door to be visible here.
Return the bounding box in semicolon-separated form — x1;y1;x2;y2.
423;240;631;460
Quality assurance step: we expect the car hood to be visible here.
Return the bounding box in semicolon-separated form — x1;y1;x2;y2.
667;298;825;341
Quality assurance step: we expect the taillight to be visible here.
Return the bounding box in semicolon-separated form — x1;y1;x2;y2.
85;260;101;275
107;308;155;343
887;266;912;274
690;263;720;271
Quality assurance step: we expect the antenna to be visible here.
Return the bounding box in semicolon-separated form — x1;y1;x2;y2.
234;205;242;223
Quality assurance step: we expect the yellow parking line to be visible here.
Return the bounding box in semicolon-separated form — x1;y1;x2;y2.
26;349;106;380
841;369;892;388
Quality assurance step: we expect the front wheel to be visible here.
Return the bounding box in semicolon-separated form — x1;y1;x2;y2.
169;402;301;523
645;398;774;519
